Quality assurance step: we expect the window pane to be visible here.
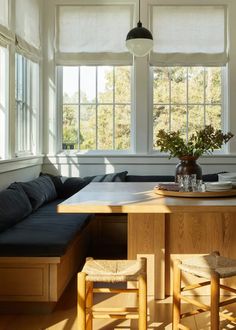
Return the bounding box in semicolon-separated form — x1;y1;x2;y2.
0;46;7;159
170;67;187;104
61;65;131;152
62;105;78;149
171;105;187;137
97;105;113;149
153;68;169;104
16;102;23;151
115;105;131;150
15;54;39;154
206;105;221;129
153;105;169;149
188;67;204;104
63;66;78;103
188;105;204;137
80;105;96;149
153;66;224;150
16;54;23;101
115;67;131;103
98;66;113;103
80;66;96;103
205;67;221;104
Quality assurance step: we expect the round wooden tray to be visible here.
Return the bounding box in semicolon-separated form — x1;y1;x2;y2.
154;188;236;198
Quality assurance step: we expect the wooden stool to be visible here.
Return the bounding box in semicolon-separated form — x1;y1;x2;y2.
77;257;147;330
172;252;236;330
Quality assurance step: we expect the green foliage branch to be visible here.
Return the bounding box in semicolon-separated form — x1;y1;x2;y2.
156;125;234;158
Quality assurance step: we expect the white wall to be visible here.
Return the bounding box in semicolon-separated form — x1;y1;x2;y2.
0;156;43;189
42;0;236;177
42;154;236;177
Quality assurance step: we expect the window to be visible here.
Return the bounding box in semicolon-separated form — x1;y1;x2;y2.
15;53;39;155
61;66;131;151
0;46;7;159
153;66;224;149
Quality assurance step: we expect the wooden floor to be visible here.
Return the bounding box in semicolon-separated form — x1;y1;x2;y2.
1;276;236;330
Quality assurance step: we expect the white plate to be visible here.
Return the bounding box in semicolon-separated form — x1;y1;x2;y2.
206;188;232;192
206;181;232;188
206;182;232;191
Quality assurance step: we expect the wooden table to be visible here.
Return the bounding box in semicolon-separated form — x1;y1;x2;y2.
58;182;236;299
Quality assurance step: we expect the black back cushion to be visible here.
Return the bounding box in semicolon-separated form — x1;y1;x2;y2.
9;176;57;211
61;171;128;199
126;175;174;182
0;186;32;232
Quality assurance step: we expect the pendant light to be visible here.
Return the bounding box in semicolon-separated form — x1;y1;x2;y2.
126;0;153;57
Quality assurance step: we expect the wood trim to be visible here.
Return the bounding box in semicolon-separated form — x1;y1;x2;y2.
0;264;49;302
0;257;60;264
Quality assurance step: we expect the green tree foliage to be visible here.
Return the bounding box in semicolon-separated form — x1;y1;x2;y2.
63;66;223;151
153;67;223;149
63;66;131;151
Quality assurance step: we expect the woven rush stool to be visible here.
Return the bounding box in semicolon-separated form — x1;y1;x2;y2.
172;251;236;330
77;257;147;330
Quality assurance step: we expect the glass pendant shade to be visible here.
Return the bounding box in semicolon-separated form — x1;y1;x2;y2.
126;21;153;57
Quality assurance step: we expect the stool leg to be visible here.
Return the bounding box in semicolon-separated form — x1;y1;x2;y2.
173;259;181;330
138;273;147;330
86;281;93;330
78;272;86;330
211;271;220;330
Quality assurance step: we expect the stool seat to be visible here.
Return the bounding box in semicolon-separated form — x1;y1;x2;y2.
78;257;147;329
179;254;236;279
172;252;236;330
82;257;146;282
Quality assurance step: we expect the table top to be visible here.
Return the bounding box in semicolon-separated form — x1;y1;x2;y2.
57;182;236;214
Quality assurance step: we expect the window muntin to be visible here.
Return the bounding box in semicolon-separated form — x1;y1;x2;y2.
0;46;7;159
15;53;39;155
62;66;131;151
153;66;223;149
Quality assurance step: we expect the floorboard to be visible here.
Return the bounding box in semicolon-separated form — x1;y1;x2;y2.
1;276;236;329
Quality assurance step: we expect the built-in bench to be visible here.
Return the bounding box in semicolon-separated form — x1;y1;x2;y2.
0;171;128;305
0;171;222;306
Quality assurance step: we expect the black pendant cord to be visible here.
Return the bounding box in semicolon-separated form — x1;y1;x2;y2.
138;0;141;24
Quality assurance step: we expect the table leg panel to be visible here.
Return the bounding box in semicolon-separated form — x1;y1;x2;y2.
128;213;165;299
166;212;236;296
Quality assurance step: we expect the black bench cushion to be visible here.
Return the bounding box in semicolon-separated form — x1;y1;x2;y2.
61;171;128;199
9;176;57;211
126;173;224;182
0;186;32;233
126;175;174;182
0;200;92;257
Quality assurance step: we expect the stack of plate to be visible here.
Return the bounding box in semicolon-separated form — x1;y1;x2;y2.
206;181;232;192
218;173;236;187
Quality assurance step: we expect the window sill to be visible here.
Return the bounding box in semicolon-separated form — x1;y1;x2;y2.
0;155;44;174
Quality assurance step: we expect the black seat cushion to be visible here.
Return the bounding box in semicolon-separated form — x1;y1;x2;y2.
0;200;92;257
0;186;32;233
9;176;57;211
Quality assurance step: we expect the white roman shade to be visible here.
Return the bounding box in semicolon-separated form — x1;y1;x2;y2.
0;0;14;47
150;6;228;66
15;0;41;60
56;5;133;65
0;0;8;27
